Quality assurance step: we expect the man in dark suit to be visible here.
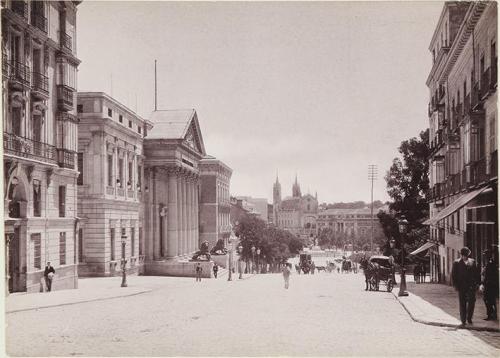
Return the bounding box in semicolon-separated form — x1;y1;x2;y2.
43;262;55;292
451;247;480;326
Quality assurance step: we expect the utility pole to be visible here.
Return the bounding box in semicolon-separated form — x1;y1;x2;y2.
368;164;377;254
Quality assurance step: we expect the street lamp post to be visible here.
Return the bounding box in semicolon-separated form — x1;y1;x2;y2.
238;244;243;279
398;217;409;297
121;235;128;288
228;239;233;281
256;248;261;273
251;246;256;273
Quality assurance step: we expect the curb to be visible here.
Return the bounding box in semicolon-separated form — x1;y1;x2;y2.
6;288;152;314
392;292;500;333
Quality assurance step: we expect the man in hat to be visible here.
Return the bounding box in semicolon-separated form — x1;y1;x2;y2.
43;262;55;292
451;247;481;326
481;247;498;321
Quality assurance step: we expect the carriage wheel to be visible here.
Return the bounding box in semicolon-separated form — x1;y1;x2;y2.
387;279;394;292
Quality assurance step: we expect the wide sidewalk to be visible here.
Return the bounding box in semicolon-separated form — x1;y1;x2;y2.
394;280;499;332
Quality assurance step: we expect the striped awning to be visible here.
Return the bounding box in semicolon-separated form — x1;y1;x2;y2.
410;242;436;256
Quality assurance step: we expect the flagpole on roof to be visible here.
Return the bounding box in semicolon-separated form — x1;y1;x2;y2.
154;60;157;111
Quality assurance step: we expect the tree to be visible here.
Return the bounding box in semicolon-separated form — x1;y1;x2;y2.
382;129;430;248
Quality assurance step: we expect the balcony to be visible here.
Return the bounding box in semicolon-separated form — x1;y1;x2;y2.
480;68;492;99
31;13;47;33
57;148;75;169
3;132;56;164
12;1;28;20
57;85;74;111
470;157;488;187
9;61;30;88
60;32;72;52
31;72;49;99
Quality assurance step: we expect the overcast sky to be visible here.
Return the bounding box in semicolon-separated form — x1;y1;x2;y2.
77;1;444;204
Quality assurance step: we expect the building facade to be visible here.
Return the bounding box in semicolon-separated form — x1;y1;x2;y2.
76;92;152;277
316;207;386;249
199;155;232;248
273;175;318;239
3;0;81;293
141;109;206;275
425;2;497;283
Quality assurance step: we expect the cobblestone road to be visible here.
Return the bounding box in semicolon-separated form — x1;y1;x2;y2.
6;272;500;356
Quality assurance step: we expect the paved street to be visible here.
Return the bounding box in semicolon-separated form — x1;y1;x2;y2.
6;272;500;357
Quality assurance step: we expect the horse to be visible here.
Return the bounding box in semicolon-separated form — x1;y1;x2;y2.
359;257;380;291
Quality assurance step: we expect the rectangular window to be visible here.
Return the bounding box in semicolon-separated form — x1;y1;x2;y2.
118;158;124;187
128;120;132;128
33;180;41;217
58;185;66;217
32;233;41;270
110;228;115;261
59;232;66;265
128;161;133;186
77;104;83;113
108;108;113;117
77;153;83;185
107;154;113;187
138;126;142;134
119;114;123;123
131;228;135;257
139;228;143;256
137;165;142;190
78;228;83;263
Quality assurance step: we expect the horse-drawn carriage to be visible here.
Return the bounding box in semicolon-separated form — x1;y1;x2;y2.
360;255;395;292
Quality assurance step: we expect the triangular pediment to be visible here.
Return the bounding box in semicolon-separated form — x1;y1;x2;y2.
183;112;206;155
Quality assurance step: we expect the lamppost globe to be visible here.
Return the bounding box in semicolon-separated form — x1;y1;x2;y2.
398;217;409;234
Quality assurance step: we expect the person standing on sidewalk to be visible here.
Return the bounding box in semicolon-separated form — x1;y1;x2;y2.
481;247;498;321
212;263;218;279
282;263;291;289
451;247;480;326
195;263;203;282
43;262;55;292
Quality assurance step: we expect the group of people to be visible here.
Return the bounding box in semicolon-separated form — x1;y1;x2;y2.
412;262;427;283
451;246;498;326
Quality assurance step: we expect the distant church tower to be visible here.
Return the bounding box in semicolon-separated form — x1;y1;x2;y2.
292;174;302;198
273;174;282;225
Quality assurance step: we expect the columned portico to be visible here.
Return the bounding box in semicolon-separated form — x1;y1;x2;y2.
167;169;178;259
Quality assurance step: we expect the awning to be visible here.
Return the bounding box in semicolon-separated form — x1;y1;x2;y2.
423;186;490;226
410;242;436;256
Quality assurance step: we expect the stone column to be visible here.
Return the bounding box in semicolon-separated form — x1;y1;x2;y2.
167;169;178;259
186;176;192;254
182;176;188;255
176;172;183;257
191;178;196;252
194;178;199;249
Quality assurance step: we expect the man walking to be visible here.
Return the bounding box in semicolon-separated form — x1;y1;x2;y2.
212;263;218;279
195;263;203;282
451;247;480;326
282;263;291;289
44;262;55;292
481;247;498;321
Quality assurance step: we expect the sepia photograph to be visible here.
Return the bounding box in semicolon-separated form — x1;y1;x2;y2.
2;0;499;356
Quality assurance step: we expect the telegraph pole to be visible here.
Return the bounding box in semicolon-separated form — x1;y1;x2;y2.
368;165;377;254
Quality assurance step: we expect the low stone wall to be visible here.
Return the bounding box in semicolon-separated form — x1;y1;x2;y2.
211;254;228;269
27;265;78;293
144;260;213;278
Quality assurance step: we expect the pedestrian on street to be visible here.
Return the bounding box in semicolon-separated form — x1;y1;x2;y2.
420;262;426;283
213;263;218;279
44;262;55;292
311;261;316;275
481;247;498;321
413;264;421;284
282;263;291;289
195;263;203;282
451;247;480;326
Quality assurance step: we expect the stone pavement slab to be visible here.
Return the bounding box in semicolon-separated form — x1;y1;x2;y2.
6;276;152;313
394;282;499;332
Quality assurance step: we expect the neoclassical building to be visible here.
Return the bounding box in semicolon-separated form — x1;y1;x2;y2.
76;92;152;277
273;175;318;239
141;109;207;275
199;155;232;248
3;0;81;293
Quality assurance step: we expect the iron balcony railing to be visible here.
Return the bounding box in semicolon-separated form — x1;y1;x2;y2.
481;67;491;99
9;61;30;87
12;1;28;19
60;32;72;51
32;72;49;95
3;132;56;163
32;13;48;33
57;85;74;110
57;148;76;169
